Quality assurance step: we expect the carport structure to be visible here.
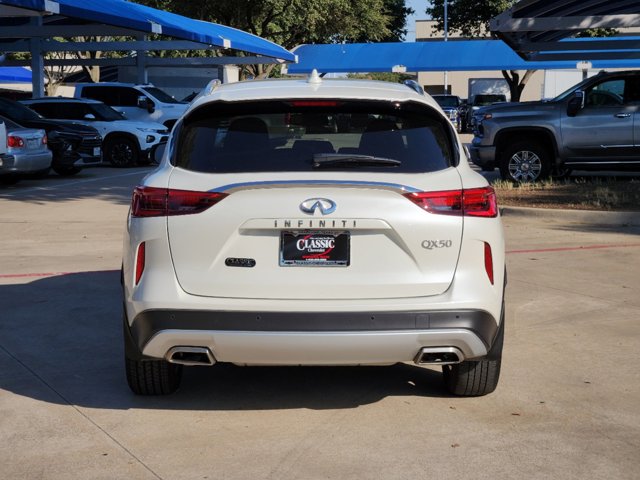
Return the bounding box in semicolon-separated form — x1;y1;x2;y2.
289;0;640;76
491;0;640;61
287;39;640;75
0;0;296;97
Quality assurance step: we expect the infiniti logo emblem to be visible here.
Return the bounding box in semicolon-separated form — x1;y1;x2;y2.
299;198;336;215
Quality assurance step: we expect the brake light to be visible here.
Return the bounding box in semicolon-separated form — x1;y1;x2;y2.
7;136;24;148
484;242;494;285
289;101;340;107
42;134;47;145
463;187;498;217
404;187;497;218
135;242;145;285
131;186;227;217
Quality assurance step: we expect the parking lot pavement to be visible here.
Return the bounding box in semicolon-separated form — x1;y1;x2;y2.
1;168;639;480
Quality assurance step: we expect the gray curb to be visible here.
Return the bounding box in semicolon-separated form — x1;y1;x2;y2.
500;205;640;226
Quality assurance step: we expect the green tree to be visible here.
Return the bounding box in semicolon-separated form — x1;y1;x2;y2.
347;72;414;83
135;0;413;78
426;0;534;101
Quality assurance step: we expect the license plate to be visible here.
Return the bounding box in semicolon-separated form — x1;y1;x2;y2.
280;231;350;266
27;138;39;149
93;147;101;156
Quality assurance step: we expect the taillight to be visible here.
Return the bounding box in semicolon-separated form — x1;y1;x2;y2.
289;101;340;107
7;136;24;148
131;186;227;217
404;186;497;218
42;134;47;145
135;242;145;285
484;241;494;285
404;189;462;215
463;187;498;217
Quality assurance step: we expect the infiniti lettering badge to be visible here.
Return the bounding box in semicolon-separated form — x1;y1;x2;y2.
299;198;336;215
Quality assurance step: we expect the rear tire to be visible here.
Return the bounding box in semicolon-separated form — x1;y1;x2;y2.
442;311;504;397
123;312;182;395
442;358;501;397
125;356;182;395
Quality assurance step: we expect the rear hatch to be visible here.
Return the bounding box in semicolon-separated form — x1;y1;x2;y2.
165;98;463;300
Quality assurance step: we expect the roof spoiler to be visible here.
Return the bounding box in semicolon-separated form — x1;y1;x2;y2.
403;80;424;96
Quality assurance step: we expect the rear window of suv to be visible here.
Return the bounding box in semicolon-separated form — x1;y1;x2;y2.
173;100;455;173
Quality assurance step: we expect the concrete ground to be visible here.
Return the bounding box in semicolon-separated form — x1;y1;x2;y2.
1;167;639;480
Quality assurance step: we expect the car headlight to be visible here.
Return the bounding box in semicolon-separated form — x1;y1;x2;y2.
137;127;164;133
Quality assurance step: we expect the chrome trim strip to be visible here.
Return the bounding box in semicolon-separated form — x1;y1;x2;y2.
211;179;422;194
565;160;640;165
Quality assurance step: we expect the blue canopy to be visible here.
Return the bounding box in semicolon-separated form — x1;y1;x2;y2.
289;40;640;74
0;67;31;82
0;0;295;61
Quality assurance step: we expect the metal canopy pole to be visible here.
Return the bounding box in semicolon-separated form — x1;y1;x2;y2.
29;16;45;98
443;0;448;94
136;34;148;84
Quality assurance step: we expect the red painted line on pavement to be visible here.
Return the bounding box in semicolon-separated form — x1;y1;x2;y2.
507;243;640;254
0;270;118;279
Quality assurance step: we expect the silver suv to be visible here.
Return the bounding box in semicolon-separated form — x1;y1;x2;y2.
470;70;640;182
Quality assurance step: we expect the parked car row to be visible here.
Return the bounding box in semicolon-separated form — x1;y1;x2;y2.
431;94;508;133
1;83;178;184
23;98;169;167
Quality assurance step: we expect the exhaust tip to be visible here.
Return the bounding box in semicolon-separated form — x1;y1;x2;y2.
166;346;215;366
414;347;464;365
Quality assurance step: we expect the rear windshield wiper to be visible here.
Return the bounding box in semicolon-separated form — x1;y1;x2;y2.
312;153;401;168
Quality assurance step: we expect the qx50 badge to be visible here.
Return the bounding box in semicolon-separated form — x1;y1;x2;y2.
300;198;336;215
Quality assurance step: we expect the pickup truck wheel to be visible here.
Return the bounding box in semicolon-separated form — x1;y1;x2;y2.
500;141;550;182
105;137;138;168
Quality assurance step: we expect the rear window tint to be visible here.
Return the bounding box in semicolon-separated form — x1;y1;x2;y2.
174;100;455;173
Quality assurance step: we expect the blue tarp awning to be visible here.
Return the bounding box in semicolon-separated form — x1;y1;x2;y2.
289;39;640;74
0;0;295;61
0;66;31;82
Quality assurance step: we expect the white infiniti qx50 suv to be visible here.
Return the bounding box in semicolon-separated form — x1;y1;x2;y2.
122;74;506;396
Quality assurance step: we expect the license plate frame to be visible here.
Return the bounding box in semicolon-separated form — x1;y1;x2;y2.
280;231;350;267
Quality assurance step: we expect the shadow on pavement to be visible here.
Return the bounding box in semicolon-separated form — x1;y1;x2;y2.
0;167;149;205
0;271;449;412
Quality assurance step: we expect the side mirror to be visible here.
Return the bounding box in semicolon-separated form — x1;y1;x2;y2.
83;113;96;120
137;96;155;113
567;90;585;117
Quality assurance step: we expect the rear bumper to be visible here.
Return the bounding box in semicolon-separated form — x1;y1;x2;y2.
128;309;499;365
0;151;52;173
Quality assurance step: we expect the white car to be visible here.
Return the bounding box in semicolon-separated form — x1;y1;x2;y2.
122;74;506;396
74;82;188;129
22;98;169;167
0;116;52;184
